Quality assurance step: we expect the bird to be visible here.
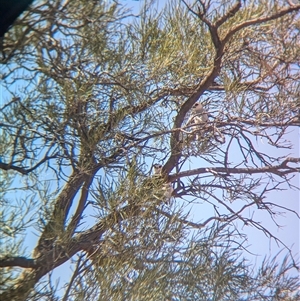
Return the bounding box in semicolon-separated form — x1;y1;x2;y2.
162;182;174;204
191;102;209;123
153;163;163;175
186;102;208;140
186;102;226;144
152;164;173;203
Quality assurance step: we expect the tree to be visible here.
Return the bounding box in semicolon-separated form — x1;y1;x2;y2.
1;0;299;300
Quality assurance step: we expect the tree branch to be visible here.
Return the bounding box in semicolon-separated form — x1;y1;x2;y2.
168;157;300;182
66;173;95;235
223;5;300;45
0;202;143;300
34;170;91;256
215;1;242;28
0;256;37;268
0;155;57;175
0;162;28;175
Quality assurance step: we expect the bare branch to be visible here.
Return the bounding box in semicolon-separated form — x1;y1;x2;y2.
0;256;37;269
169;157;300;182
223;5;300;45
215;1;242;28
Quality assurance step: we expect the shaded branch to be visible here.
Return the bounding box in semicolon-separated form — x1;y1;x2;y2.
164;47;225;174
67;174;95;235
35;170;92;256
0;202;143;300
159;210;234;230
0;162;28;175
215;1;242;28
168;157;300;182
0;154;57;175
0;256;37;268
223;5;300;45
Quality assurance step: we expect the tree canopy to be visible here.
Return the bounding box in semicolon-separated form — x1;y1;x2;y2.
0;0;299;300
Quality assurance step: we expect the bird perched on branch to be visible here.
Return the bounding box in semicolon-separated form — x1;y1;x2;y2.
186;102;209;140
152;164;173;204
153;163;163;175
192;103;209;123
